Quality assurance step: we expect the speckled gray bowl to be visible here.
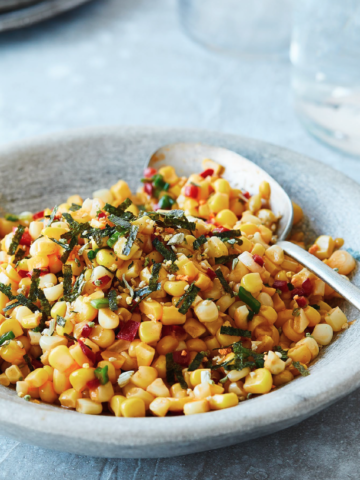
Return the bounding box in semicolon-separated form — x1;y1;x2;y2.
0;127;359;459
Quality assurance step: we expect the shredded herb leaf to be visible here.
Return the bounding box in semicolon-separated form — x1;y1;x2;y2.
108;290;118;312
215;254;238;265
14;248;26;264
212;341;264;371
193;235;207;250
0;330;15;346
108;214;132;230
176;282;200;314
213;229;241;238
29;269;41;302
273;345;288;360
215;268;234;297
293;361;310;376
149;263;162;291
48;206;59;225
104;199;132;218
165;353;188;389
69;203;82;212
63;264;73;300
8;225;25;255
23;353;34;372
56;315;66;327
220;326;251;338
122;225;139;257
188;351;207;371
152;237;178;272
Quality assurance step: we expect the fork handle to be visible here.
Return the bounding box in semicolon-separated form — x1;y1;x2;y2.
277;240;360;311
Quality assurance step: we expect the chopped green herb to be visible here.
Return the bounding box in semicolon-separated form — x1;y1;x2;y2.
176;282;200;314
213;230;241;238
215;268;234;297
8;225;25;255
220;326;251;338
273;345;288;360
188;351;207;372
14;248;26;264
0;330;15;346
292;308;300;317
193;235;207;250
144;257;150;267
149;263;162;291
29;269;41;302
165;353;188;389
69;203;82;212
287;283;294;291
128;261;134;270
122;225;139;257
48;205;59;226
212;341;264;371
87;250;96;260
104;199;132;217
108;214;132;230
152;237;178;272
56;315;67;327
293;361;310;376
5;214;19;222
94;365;109;385
63;271;86;303
310;304;320;310
238;286;261;314
23;353;34;372
232;257;239;270
64;333;77;342
63;264;73;300
215;254;238;265
108;289;118;312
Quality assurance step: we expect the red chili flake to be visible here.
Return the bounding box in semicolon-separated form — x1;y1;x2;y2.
199;168;214;178
144;167;157;178
253;254;264;267
302;278;313;297
33;210;45;220
296;296;308;308
117;320;140;341
92;275;111;287
272;280;289;293
26;268;49;278
184;185;198;199
31;359;43;369
173;350;190;366
78;339;96;364
144;182;154;196
213;227;230;233
98;211;106;220
243;191;251;199
86;378;101;390
81;324;93;338
290;287;305;298
206;268;216;281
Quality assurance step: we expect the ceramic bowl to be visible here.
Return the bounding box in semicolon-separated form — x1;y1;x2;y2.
0;127;359;458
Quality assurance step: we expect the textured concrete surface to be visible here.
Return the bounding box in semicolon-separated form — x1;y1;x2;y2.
0;0;360;478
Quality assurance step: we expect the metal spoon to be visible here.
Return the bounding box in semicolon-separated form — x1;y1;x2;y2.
147;142;360;310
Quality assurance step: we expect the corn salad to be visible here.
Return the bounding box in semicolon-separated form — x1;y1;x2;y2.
0;158;356;418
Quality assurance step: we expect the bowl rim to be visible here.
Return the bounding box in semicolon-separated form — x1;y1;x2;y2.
0;125;359;457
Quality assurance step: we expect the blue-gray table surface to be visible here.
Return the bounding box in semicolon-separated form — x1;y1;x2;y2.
0;0;359;478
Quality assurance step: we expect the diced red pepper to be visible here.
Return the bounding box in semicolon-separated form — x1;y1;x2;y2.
253;254;264;267
144;182;154;196
173;350;190;366
98;211;106;220
31;359;43;369
290;287;304;298
26;268;49;278
92;275;111;287
78;339;96;364
12;227;32;247
144;167;157;178
95;351;103;364
86;378;101;390
18;270;28;278
213;227;230;233
296;296;308;308
117;320;140;342
161;325;186;338
33;210;45;220
200;169;214;178
302;278;313;297
184;185;198;199
206;268;216;281
81;324;93;338
243;191;250;199
273;280;289;294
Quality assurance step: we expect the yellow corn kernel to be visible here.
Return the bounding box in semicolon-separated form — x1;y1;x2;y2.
244;368;272;394
149;397;170;417
96;249;117;268
114;236;139;260
183;318;207;338
108;395;126;417
161;305;186;325
264;351;285;375
158;166;178;184
325;306;347;332
69;368;96;392
69;343;92;368
48;345;75;373
0;374;10;387
43;365;54;381
0;318;23;338
25;368;49;388
20;312;42;329
5;365;23;383
139;321;162;344
183;399;208;415
208;393;238;410
248;194;262;213
187;338;207;352
207;192;229;214
194;300;219;323
16;380;28;394
189;369;211;388
216;324;241;346
193;274;211;293
120;351;138;371
110;179;131;200
50;302;67;322
0;340;26;364
273;370;294;386
139;299;163;321
152;355;166;379
146;378;170;398
288;343;312;364
156;335;179;355
292;201;303;224
167;396;193;412
205;317;224;336
131;366;158;389
89;381;114;403
240;273;262;294
282;319;305;342
164;280;188;297
30;237;59;256
39;380;58;403
259;305;277;325
169;382;188;399
121;397;146;417
88;325;115;349
98;308;119;330
135;342;155;367
76;398;103;415
59;388;82;408
259;180;271;199
215;209;238;228
128;339;142;357
73;296;98;323
101;350;125;369
233;305;249;330
327;250;356;275
314;235;335;260
312;324;333;346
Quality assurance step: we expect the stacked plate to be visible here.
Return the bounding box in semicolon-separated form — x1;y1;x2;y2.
0;0;93;31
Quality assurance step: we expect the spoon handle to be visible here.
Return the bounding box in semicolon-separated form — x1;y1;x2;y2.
277;240;360;311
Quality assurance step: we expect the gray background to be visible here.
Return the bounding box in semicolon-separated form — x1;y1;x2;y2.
0;0;359;478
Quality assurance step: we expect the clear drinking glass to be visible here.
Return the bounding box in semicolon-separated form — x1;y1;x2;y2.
179;0;292;57
291;0;360;156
